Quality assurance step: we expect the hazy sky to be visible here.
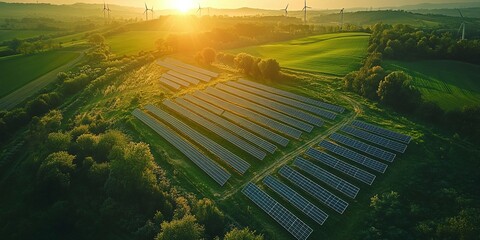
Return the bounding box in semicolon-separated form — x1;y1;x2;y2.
6;0;469;10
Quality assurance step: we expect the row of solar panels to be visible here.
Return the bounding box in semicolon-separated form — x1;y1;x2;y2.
242;121;412;239
157;58;219;90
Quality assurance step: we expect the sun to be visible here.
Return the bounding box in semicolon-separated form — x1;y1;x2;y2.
174;0;195;13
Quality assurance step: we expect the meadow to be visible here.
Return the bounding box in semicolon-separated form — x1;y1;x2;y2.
0;29;60;42
105;30;168;55
0;50;79;97
385;60;480;111
230;32;370;76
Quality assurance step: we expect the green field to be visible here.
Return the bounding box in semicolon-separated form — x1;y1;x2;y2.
0;50;78;97
105;30;168;55
0;29;60;43
385;60;480;111
229;32;370;76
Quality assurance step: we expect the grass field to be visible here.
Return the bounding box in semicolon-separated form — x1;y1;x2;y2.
105;30;168;55
0;50;78;97
0;29;60;43
385;60;480;111
229;32;370;76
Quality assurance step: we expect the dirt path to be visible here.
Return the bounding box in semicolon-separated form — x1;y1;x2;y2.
219;94;362;201
0;51;84;110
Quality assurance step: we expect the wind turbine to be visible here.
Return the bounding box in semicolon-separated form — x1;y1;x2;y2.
302;0;311;25
151;6;155;19
340;8;344;31
457;9;466;40
197;3;203;16
144;3;151;21
103;2;107;20
107;4;111;21
282;3;289;17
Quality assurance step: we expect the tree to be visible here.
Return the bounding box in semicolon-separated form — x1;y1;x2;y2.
234;53;255;74
202;48;216;65
194;198;225;237
377;71;421;111
47;132;72;152
75;133;98;157
155;215;204;240
37;151;76;198
89;34;105;46
224;228;264;240
258;59;280;79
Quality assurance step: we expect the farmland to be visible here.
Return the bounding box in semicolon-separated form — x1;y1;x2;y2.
230;32;370;76
105;30;168;55
385;60;480;111
0;50;79;97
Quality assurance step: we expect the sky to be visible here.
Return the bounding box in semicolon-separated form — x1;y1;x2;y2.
5;0;470;10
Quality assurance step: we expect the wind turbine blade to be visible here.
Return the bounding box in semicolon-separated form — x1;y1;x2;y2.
286;3;289;9
457;9;464;18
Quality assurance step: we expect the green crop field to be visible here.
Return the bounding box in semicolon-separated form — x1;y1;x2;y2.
385;60;480;111
0;50;78;97
0;29;60;42
229;32;370;76
105;30;168;55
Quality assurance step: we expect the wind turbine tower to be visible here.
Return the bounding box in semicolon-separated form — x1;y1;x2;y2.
340;8;344;31
458;9;466;40
107;4;111;21
302;0;311;25
144;3;151;21
103;2;108;20
197;4;203;16
283;3;289;17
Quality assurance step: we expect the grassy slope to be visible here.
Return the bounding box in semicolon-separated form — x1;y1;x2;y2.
105;31;168;55
229;32;370;76
0;50;78;97
385;60;480;111
0;29;61;42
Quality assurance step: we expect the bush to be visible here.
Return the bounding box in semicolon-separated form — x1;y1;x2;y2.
202;48;216;65
46;132;72;152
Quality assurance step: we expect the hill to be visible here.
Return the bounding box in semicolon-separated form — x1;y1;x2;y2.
229;32;370;76
385;59;480;111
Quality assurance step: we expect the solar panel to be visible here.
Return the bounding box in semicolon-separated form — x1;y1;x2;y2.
279;166;349;214
159;78;181;90
132;109;230;186
319;140;388;173
238;79;345;113
157;60;211;82
263;175;329;225
162;100;266;161
294;157;359;199
164;58;219;78
167;70;200;85
219;83;326;125
145;105;250;174
162;73;190;87
305;148;376;185
193;91;302;139
228;81;337;120
242;182;313;240
330;133;396;162
341;126;407;153
183;94;224;115
206;87;313;133
175;97;277;154
352;120;412;144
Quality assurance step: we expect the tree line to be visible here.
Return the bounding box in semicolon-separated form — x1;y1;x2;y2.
344;23;480;144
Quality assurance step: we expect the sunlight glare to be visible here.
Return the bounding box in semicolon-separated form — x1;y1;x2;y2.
174;0;195;13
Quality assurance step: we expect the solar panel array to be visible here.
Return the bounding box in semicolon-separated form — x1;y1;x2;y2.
183;94;224;115
279;165;349;214
352;120;412;144
145;105;251;174
165;58;219;78
319;140;388;173
294;157;360;199
162;73;190;87
132;109;230;186
218;83;325;127
263;175;329;225
157;60;211;82
238;79;345;113
167;70;200;85
227;81;337;120
175;97;277;154
330;133;396;162
159;78;180;90
194;90;303;139
341;126;408;153
305;148;376;185
242;183;313;240
207;87;314;133
163;100;266;160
